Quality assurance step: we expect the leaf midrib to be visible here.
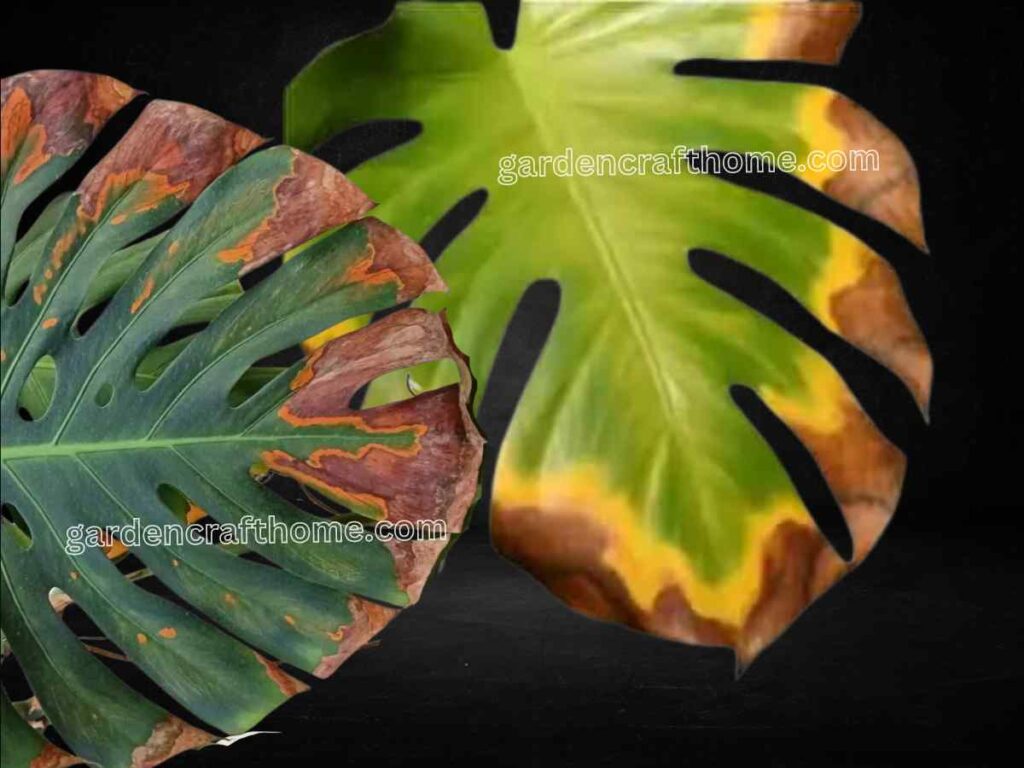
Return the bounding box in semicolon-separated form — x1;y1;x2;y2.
499;46;691;450
1;431;343;462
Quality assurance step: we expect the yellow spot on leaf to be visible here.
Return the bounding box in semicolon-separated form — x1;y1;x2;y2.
284;614;296;626
136;633;148;644
224;592;238;606
158;627;177;639
41;317;58;329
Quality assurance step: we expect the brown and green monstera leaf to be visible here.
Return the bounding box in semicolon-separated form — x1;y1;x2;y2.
0;70;483;768
285;0;930;666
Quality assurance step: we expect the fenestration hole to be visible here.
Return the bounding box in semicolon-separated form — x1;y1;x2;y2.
94;382;114;407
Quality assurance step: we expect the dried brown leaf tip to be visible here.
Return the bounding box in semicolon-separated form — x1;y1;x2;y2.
219;150;375;275
314;598;399;678
130;716;213;768
76;99;263;223
28;99;265;306
1;70;137;184
750;2;862;64
823;95;928;251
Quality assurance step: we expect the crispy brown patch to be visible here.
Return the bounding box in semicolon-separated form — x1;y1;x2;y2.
313;597;398;678
77;100;262;223
130;715;212;768
783;397;906;562
253;653;310;698
261;448;392;517
276;407;428;441
217;149;373;274
737;522;846;666
1;71;137;182
25;99;261;307
385;536;450;604
831;254;932;412
362;218;447;300
279;310;483;532
824;95;927;250
494;502;849;668
762;3;861;64
29;742;80;768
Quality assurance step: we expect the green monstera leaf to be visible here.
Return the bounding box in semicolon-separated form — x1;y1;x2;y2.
1;71;482;768
285;0;930;666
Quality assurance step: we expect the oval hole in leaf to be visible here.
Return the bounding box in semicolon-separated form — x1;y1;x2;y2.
17;354;57;420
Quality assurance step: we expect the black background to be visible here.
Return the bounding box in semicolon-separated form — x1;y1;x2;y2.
2;2;1020;766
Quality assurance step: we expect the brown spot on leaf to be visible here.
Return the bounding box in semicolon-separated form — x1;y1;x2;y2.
362;218;447;301
28;742;79;768
216;149;373;274
130;276;155;314
313;598;398;678
385;536;449;604
76;100;262;226
41;317;58;329
277;310;483;531
253;652;309;698
157;627;177;639
130;715;212;768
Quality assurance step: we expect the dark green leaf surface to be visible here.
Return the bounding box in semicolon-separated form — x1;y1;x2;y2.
1;70;483;768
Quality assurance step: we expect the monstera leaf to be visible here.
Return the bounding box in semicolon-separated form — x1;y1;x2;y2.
285;0;930;665
0;71;482;768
